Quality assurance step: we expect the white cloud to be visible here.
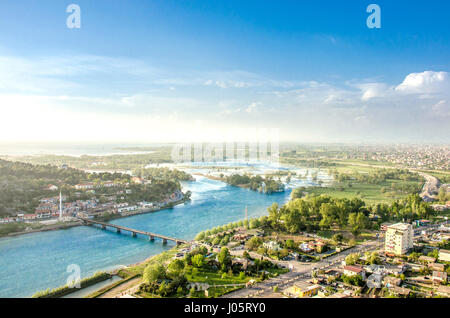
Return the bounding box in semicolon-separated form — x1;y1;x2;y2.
0;53;449;143
358;83;391;101
395;71;449;93
246;102;260;113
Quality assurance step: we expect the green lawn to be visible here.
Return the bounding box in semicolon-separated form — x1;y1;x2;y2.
185;268;254;298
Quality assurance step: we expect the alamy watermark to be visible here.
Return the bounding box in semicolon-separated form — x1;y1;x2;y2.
366;4;381;29
66;4;81;29
171;128;280;166
66;264;81;288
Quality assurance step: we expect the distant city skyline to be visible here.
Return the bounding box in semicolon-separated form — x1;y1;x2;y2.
0;1;449;143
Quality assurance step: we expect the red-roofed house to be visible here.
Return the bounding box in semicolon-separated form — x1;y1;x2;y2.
344;265;365;279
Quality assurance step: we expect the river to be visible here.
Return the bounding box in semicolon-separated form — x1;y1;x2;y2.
0;175;297;298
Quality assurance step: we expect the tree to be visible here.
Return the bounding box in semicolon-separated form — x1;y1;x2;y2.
220;235;230;246
319;203;338;229
195;232;205;241
351;226;361;238
285;239;295;249
268;203;283;228
191;254;205;268
143;263;166;283
332;233;344;245
438;187;449;202
249;218;260;229
283;208;303;233
291;188;304;199
366;251;380;265
245;236;262;251
167;259;185;276
345;253;360;265
218;247;231;271
257;246;267;256
212;237;221;245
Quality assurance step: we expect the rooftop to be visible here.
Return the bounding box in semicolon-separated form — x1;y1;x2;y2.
344;265;364;273
387;223;412;231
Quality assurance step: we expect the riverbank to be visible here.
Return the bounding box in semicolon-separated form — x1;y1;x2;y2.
0;197;190;238
1;220;83;238
42;245;181;298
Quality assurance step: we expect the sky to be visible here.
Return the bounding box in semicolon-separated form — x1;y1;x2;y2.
0;0;449;144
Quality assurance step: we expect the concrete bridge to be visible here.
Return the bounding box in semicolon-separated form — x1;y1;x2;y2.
79;218;189;246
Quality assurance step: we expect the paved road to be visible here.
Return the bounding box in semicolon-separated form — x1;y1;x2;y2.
222;239;382;298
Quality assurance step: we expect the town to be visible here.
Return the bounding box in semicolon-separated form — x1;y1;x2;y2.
62;189;449;299
0;159;192;234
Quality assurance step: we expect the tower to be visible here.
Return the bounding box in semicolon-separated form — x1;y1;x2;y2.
59;190;63;219
245;205;248;221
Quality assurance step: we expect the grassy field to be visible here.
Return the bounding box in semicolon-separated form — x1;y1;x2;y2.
305;179;420;205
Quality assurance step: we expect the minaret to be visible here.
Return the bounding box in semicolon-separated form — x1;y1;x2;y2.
245;205;248;222
59;190;63;219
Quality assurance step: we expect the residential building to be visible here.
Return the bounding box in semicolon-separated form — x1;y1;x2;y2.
429;263;445;272
384;223;413;255
103;181;115;188
299;242;313;253
23;214;37;221
118;205;138;213
75;182;94;190
287;282;320;298
343;265;365;279
131;177;143;184
46;184;58;191
324;269;341;280
436;285;450;297
388;286;411;297
418;255;436;264
263;241;281;251
366;274;382;288
432;271;448;284
383;276;402;287
439;249;450;262
380;222;394;231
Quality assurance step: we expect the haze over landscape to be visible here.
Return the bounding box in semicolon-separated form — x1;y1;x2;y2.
0;0;449;144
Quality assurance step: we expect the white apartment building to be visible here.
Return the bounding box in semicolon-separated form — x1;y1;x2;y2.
439;249;450;262
384;223;413;255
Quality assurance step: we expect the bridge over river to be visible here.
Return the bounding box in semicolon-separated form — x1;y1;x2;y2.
79;218;189;246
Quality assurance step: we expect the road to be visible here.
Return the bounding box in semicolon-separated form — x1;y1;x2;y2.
417;171;440;200
222;239;382;298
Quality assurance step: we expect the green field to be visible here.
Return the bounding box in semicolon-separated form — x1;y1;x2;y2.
305;179;422;205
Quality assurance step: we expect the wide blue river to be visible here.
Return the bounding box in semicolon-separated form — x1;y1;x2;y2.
0;176;293;298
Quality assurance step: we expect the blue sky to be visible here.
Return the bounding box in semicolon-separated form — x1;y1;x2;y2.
0;0;449;143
